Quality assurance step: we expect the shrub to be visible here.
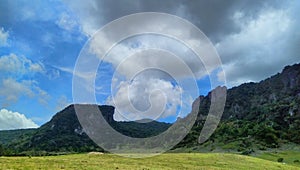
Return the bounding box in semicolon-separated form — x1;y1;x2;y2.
0;144;4;156
277;158;284;162
241;149;254;155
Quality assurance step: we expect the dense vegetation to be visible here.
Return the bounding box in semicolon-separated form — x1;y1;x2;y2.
0;105;171;155
0;129;36;145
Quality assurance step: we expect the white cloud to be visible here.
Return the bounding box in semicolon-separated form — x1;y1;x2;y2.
88;33;210;121
54;65;94;80
0;53;44;76
82;35;202;121
0;27;9;46
54;65;96;91
34;86;51;106
55;95;71;111
72;15;214;120
216;8;298;87
47;68;60;80
87;17;220;79
63;0;105;36
67;0;300;89
0;79;49;106
0;54;48;106
66;1;300;122
107;77;182;121
55;65;109;96
0;79;34;104
56;12;78;32
0;109;38;130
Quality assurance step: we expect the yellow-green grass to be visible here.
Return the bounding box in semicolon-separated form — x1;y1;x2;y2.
0;153;299;170
257;151;300;168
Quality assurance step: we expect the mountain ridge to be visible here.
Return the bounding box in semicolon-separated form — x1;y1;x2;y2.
175;63;300;153
2;104;171;154
1;63;299;155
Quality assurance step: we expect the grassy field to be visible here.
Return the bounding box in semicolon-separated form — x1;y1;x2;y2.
1;153;299;170
257;151;300;168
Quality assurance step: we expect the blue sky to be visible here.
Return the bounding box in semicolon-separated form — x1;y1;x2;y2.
0;0;299;130
0;0;87;128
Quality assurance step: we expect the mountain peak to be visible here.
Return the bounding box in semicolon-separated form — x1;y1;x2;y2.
282;63;300;73
55;104;115;124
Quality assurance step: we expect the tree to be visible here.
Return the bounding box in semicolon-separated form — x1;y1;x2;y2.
0;144;4;156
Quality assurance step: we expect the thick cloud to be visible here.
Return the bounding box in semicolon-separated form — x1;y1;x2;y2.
78;20;207;120
0;109;38;130
91;34;208;79
64;0;282;40
107;76;182;121
216;2;300;86
67;0;299;87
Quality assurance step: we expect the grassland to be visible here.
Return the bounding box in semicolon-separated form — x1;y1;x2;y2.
257;151;300;168
0;153;299;170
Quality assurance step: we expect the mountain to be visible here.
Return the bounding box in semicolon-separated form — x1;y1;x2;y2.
1;63;299;155
175;63;300;154
4;104;171;155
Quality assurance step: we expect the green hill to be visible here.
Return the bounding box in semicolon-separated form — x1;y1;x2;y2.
175;63;300;154
2;105;170;155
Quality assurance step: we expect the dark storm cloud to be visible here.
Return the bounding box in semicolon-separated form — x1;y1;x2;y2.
0;0;300;86
63;0;300;86
65;0;283;42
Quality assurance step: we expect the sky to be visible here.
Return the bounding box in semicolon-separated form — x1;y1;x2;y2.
0;0;299;130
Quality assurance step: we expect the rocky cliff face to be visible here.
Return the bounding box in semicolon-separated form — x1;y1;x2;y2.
176;63;300;152
197;63;300;122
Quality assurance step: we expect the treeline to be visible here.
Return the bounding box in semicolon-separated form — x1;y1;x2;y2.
0;143;102;156
175;118;300;155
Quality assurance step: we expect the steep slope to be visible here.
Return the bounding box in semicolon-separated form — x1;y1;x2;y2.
8;105;171;154
0;129;36;145
176;63;300;153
